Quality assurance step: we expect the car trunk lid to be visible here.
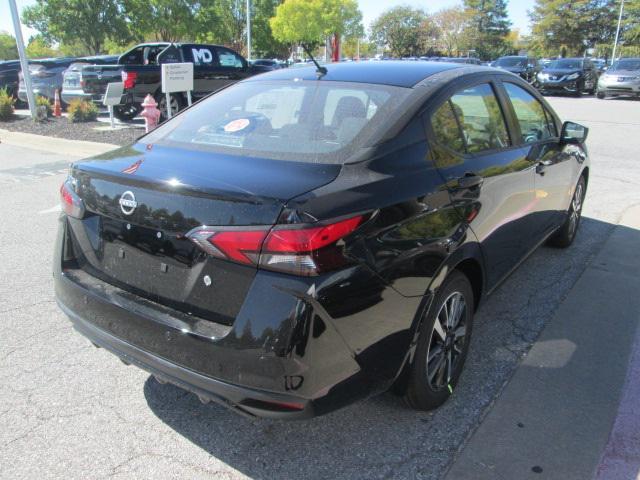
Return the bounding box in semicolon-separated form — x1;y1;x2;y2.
79;64;122;95
65;143;341;325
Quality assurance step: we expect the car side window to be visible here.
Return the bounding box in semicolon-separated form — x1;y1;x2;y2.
216;48;244;69
503;83;555;143
447;83;510;154
431;100;466;154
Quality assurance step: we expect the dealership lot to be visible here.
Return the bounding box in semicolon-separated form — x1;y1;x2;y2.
1;96;639;479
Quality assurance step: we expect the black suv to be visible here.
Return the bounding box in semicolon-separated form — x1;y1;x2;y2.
537;58;599;96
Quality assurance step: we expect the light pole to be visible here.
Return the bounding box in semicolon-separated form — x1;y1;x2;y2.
611;0;625;63
8;0;36;118
246;0;251;61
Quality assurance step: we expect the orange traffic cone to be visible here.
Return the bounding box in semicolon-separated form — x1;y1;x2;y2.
53;89;62;117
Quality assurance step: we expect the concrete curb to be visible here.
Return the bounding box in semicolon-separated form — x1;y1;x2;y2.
445;207;640;480
0;128;117;158
594;205;640;480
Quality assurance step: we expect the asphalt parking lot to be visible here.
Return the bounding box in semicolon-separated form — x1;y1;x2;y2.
1;96;639;480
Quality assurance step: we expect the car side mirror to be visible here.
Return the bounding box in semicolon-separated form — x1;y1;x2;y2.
561;121;588;145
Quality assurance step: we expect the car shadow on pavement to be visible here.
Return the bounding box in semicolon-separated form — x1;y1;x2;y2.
143;216;618;480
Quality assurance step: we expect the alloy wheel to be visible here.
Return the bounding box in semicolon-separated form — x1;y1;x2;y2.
159;95;180;119
568;180;584;237
426;291;468;391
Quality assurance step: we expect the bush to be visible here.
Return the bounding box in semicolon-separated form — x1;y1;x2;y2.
36;95;52;116
67;99;98;122
0;88;15;121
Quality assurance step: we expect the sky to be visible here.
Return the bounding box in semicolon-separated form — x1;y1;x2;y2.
1;0;533;44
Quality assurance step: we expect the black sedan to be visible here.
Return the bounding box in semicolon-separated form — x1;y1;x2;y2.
55;62;589;419
537;58;599;96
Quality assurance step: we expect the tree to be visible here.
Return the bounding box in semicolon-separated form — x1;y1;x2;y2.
529;0;621;57
0;32;18;61
369;6;431;57
270;0;362;49
433;7;471;56
123;0;198;43
26;35;58;58
22;0;131;54
251;0;290;58
341;38;375;58
463;0;511;59
620;0;640;49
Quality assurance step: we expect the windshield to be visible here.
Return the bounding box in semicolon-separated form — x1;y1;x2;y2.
609;59;640;71
144;80;409;164
496;57;527;67
547;59;582;69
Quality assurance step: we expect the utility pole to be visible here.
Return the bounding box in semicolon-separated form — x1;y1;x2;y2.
8;0;36;118
611;0;625;64
246;0;251;61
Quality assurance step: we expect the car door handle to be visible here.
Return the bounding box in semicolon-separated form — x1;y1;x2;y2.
456;175;483;190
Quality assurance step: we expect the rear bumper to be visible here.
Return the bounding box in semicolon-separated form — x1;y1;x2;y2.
18;85;57;102
53;216;414;419
61;90;105;104
57;294;314;419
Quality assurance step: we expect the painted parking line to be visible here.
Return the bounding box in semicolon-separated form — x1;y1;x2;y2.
0;161;69;185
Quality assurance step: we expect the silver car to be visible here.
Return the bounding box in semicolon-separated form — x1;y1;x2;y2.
18;58;76;104
597;58;640;99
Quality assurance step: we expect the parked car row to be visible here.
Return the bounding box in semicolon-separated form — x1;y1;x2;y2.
1;43;271;120
490;55;640;98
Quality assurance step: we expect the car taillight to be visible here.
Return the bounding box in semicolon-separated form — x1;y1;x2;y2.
121;71;137;89
60;178;85;218
186;215;365;276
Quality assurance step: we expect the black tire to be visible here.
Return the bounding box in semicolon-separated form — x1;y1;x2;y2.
404;271;474;411
573;81;584;97
114;104;142;121
548;175;586;248
157;92;184;121
596;91;606;99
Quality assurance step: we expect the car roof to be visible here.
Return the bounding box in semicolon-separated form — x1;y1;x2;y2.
243;61;469;88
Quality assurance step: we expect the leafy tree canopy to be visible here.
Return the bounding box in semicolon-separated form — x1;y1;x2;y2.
22;0;131;54
0;32;19;61
369;6;436;57
529;0;626;57
270;0;362;48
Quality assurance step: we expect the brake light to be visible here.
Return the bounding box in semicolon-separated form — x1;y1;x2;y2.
121;71;137;89
186;215;364;276
60;178;85;218
261;216;364;275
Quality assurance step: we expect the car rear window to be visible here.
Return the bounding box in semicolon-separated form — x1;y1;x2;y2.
144;80;410;164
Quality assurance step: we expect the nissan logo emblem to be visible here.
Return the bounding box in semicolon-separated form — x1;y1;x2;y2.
119;191;137;215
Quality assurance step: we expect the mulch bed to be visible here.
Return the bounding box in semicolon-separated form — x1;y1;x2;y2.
0;115;145;146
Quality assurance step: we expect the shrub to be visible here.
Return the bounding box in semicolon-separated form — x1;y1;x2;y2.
0;88;15;121
67;99;98;122
36;95;52;116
